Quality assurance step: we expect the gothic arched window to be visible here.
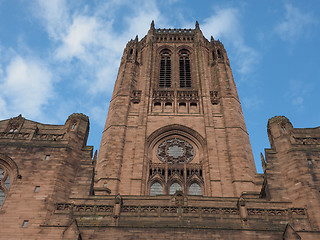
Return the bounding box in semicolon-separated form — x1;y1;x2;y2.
189;182;202;195
169;182;182;195
179;50;191;88
0;165;11;208
159;50;171;88
150;182;163;196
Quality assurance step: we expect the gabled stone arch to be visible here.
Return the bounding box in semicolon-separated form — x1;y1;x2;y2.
187;175;204;196
147;124;206;149
167;173;184;187
156;45;174;55
176;45;193;54
187;174;204;186
167;177;184;195
148;176;165;196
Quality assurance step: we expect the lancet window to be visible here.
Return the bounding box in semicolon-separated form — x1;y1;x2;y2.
179;50;191;88
189;182;202;195
0;165;11;208
169;182;182;195
159;50;171;88
150;182;163;196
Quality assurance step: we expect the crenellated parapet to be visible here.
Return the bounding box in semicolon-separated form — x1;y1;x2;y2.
0;113;90;149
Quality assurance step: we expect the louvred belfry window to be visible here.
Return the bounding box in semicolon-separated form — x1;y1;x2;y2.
159;50;171;88
179;50;191;88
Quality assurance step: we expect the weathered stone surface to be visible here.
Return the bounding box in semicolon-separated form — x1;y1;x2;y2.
0;22;319;239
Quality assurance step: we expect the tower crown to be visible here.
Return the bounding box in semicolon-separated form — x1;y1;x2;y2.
148;21;204;44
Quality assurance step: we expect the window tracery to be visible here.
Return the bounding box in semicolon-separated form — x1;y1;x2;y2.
150;182;163;196
158;138;194;164
148;134;203;196
0;165;11;208
169;182;182;195
189;182;202;195
179;50;191;88
159;50;171;88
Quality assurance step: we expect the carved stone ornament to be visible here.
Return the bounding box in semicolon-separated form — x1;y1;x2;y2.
210;91;219;105
157;138;194;164
7;114;24;132
130;90;142;103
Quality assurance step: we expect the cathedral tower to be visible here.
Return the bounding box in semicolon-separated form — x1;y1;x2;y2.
1;21;319;239
95;21;257;197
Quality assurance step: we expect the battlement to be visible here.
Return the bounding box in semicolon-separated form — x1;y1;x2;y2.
154;28;195;35
0;113;90;148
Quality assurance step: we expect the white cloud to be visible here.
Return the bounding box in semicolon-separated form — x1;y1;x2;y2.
35;0;70;40
201;8;259;76
201;8;239;40
275;4;316;42
0;56;54;118
124;1;164;38
32;0;166;97
56;15;100;61
286;80;311;110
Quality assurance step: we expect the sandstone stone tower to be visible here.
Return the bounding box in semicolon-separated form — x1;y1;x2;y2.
1;21;320;240
95;21;257;197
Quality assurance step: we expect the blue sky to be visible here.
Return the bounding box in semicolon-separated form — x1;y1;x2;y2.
0;0;319;173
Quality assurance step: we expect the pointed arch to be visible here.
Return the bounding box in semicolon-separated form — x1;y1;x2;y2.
0;153;20;180
187;174;204;196
0;153;20;208
179;49;191;88
148;175;165;196
188;182;202;196
150;182;163;196
145;124;208;196
169;182;183;195
159;49;172;88
147;124;206;149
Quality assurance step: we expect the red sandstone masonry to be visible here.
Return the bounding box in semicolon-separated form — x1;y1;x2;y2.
0;23;320;239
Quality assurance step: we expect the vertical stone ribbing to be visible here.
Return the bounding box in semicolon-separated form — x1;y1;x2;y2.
95;22;257;197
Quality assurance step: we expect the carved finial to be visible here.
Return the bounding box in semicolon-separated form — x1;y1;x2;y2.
211;36;214;42
115;193;122;204
135;35;138;42
150;20;155;29
195;21;200;29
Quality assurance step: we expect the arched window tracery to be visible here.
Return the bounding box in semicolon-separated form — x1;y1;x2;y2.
188;182;202;196
0;165;11;208
157;137;194;164
169;182;182;195
159;50;171;88
150;182;163;196
179;50;191;88
148;132;204;196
